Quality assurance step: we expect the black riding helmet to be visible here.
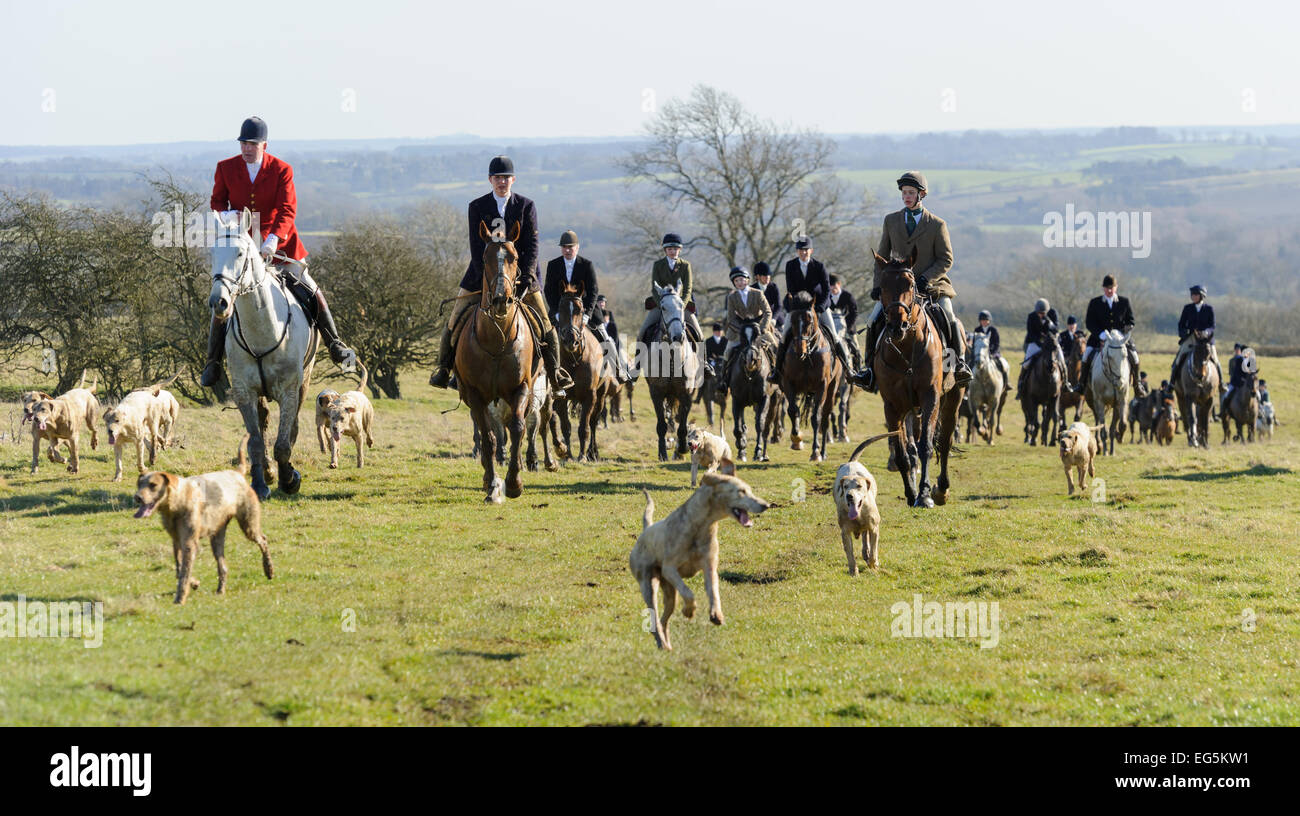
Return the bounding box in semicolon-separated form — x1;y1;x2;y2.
978;310;992;322
1190;284;1207;297
897;171;928;192
730;266;750;281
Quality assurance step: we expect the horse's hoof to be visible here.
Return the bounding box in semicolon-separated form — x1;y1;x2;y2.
546;461;559;472
932;490;948;506
280;469;302;495
485;493;504;504
505;481;522;499
791;441;803;451
252;482;270;502
913;495;935;509
526;462;538;473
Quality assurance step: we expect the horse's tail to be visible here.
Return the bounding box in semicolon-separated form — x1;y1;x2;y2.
236;433;251;477
355;362;368;395
641;489;654;530
848;429;904;463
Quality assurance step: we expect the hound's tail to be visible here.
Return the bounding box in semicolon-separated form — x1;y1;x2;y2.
641;488;654;530
236;433;251;477
848;429;905;463
147;368;184;396
355;362;369;395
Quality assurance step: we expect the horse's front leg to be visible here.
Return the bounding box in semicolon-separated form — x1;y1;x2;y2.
555;395;574;460
753;392;768;462
732;397;747;463
674;393;690;459
465;393;501;504
575;396;592;463
914;398;938;508
271;379;304;495
787;388;803;451
809;388;827;462
647;387;668;462
505;385;528;499
233;400;270;501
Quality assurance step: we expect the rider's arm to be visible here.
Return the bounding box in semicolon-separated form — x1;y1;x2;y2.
265;160;297;247
919;220;954;281
210;162;229;212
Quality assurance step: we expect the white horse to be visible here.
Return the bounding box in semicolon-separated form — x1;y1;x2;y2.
967;333;1006;443
1087;331;1130;456
210;209;318;499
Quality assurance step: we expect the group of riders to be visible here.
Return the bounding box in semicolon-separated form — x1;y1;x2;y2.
201;116;1264;417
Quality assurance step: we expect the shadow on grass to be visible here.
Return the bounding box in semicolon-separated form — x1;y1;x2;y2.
1142;464;1293;482
438;648;525;662
1;487;126;517
1;592;102;604
443;480;682;495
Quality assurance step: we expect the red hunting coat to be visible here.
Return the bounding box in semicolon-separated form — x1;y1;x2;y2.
211;152;306;260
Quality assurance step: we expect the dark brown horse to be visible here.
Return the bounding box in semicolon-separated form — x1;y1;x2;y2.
1057;332;1088;425
871;249;964;508
727;320;774;462
455;221;538;504
554;283;610;462
1221;360;1259;444
780;293;842;462
1174;329;1219;448
1019;330;1062;446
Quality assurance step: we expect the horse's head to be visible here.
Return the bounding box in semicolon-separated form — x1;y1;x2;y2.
740;320;763;373
478;220;521;316
559;282;586;355
651;281;688;343
1104;329;1128;349
209;208;263;321
787;293;819;357
873;248;920;334
1191;330;1212;376
971;332;989;363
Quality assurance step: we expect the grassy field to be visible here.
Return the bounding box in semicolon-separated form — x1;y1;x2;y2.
1;348;1297;726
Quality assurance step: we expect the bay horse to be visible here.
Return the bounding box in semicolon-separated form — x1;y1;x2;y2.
1019;330;1062;446
554;283;609;462
871;249;964;508
641;282;701;462
1086;331;1130;455
1173;329;1220;448
1057;332;1088;425
1221;359;1259;444
727;320;773;462
456;221;538;503
780;293;842;462
209;209;317;500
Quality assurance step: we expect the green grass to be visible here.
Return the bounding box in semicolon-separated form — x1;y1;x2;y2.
1;352;1298;725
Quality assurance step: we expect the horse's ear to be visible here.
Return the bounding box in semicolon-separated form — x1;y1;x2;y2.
478;220;492;242
906;246;918;269
872;250;889;268
674;278;682;293
686;301;696;314
644;296;656;311
240;207;253;235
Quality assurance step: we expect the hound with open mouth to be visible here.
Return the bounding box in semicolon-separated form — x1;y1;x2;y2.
629;469;769;650
133;434;273;605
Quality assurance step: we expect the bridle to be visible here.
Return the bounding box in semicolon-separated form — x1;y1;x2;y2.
560;293;586;355
478;242;521;348
212;231;267;304
656;288;685;341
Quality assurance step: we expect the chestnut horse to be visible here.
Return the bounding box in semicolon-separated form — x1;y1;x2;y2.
455;221;538;503
780;293;842;462
554;283;609;462
871;249;965;508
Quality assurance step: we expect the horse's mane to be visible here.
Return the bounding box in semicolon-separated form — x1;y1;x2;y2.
787;291;814;311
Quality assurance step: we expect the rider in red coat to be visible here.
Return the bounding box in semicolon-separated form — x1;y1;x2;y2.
201;116;355;387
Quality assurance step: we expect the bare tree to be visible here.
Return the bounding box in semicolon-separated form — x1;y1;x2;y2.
620;85;872;288
313;206;463;398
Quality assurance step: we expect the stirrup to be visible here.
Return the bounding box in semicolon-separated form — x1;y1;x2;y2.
429;368;452;389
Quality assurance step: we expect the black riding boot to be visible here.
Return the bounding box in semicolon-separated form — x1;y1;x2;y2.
429;326;455;389
716;348;738;396
199;316;228;388
312;290;354;366
850;314;883;392
543;327;574;395
941;310;972;387
767;332;792;384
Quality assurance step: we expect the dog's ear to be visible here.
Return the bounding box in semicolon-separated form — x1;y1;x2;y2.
37;392;54;401
346;405;356;413
719;457;736;476
161;472;179;494
700;472;727;487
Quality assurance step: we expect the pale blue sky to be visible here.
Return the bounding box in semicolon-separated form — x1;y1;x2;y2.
4;0;1296;145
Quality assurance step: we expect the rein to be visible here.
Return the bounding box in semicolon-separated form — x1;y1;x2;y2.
230;283;293;397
